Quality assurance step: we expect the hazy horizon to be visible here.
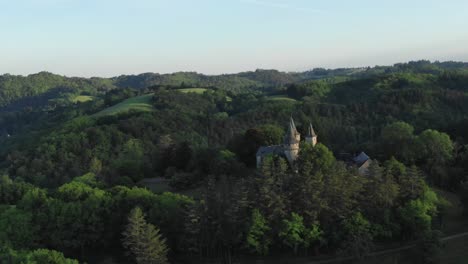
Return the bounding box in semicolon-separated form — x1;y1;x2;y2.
2;0;468;77
3;59;468;79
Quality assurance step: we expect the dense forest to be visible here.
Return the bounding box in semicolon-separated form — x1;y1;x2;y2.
1;60;468;263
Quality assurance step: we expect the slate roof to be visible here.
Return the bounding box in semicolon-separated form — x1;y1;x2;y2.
256;145;285;157
284;117;300;144
307;123;317;137
353;152;370;167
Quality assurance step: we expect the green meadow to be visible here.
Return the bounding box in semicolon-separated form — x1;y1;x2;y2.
93;94;154;116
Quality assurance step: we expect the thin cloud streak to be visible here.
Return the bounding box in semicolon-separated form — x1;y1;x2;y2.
239;0;324;14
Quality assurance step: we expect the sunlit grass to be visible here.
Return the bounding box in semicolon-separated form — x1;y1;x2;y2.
94;94;154;116
72;95;94;103
177;88;208;94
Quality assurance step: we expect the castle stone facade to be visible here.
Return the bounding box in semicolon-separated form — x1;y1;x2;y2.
256;117;317;168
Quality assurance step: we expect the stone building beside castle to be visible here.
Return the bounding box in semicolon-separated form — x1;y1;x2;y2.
256;117;317;168
256;117;371;174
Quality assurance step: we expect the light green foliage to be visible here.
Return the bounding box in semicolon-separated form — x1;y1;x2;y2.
111;186;155;209
122;207;169;264
279;213;322;255
56;181;106;201
304;224;323;248
94;94;154;116
417;130;453;164
0;247;79;264
246;209;271;255
71;95;94;103
416;130;454;186
279;213;306;254
177;88;208;94
399;188;440;237
27;249;79;264
219;149;236;160
266;95;298;102
298;143;335;174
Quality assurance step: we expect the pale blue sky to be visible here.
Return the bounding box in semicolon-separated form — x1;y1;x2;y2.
1;0;468;77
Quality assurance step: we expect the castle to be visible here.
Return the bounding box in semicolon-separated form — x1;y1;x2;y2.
256;117;317;168
256;117;371;174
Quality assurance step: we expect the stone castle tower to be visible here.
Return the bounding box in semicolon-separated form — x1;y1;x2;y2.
305;123;318;146
256;117;318;168
283;117;301;165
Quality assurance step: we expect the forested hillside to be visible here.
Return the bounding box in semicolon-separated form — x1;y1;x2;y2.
3;60;468;110
1;60;468;263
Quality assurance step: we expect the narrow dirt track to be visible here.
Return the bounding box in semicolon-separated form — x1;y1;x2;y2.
306;231;468;264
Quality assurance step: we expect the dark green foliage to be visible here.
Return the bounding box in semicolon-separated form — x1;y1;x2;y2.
0;207;38;249
1;61;468;262
340;212;374;258
419;230;443;264
286;80;331;99
0;175;33;205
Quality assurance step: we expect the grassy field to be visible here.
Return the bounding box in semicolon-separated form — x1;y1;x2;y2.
93;94;154;116
177;88;208;94
72;95;94;103
266;95;298;102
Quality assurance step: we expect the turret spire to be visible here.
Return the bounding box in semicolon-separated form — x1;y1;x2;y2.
307;123;317;137
284;116;300;144
289;116;297;134
306;122;318;146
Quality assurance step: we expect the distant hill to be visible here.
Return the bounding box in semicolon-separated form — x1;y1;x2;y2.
2;60;468;111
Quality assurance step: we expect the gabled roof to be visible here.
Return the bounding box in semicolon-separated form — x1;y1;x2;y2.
353;152;370;167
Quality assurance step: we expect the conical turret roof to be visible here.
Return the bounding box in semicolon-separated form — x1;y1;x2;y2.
307;123;317;137
284;117;299;144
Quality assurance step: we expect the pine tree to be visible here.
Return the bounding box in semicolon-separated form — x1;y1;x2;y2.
122;207;169;264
